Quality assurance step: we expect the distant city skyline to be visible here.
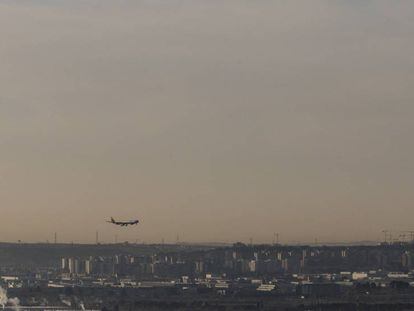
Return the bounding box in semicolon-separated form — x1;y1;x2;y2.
1;0;414;243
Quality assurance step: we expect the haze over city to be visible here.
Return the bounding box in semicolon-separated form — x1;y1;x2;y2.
1;0;413;244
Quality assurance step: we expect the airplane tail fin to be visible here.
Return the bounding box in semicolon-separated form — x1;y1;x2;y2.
111;217;115;223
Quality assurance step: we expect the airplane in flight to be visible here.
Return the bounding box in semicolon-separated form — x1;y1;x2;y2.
107;217;139;227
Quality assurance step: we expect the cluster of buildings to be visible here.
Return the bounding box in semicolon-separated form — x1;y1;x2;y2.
57;243;414;280
1;243;414;295
3;243;414;310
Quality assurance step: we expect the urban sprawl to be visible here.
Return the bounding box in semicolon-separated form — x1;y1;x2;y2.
2;242;414;310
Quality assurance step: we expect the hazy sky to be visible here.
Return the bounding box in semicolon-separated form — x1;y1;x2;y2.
1;0;413;244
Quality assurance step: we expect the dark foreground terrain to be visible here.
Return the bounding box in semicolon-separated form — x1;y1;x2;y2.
6;286;414;311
